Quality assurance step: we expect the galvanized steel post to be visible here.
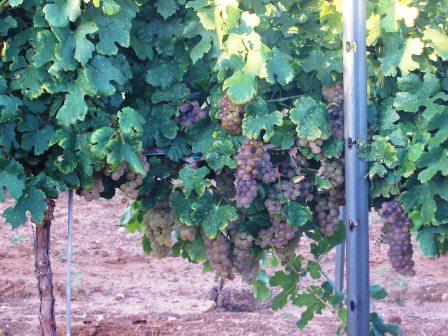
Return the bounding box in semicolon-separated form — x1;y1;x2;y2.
343;0;370;334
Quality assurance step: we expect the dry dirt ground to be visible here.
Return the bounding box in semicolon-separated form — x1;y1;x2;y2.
1;192;448;336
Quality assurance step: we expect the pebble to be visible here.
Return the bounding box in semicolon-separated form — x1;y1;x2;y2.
115;293;125;300
441;293;448;302
167;316;177;321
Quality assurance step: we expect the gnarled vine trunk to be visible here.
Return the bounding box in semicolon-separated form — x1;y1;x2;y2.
34;199;56;336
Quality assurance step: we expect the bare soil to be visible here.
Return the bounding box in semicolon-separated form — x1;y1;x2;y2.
1;193;448;335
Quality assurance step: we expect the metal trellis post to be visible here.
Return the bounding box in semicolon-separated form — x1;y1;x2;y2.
66;190;74;336
335;206;346;294
343;0;370;334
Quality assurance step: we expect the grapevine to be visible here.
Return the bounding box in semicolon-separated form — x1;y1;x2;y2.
1;0;446;334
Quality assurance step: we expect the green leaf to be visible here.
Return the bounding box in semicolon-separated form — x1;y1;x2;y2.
416;227;440;257
118;107;145;137
184;235;207;261
74;21;99;65
0;160;25;202
83;55;131;96
370;285;388;300
205;140;237;173
56;91;88;126
201;204;237;238
269;271;298;310
416;149;448;183
267;48;294;85
86;4;138;56
286;202;312;227
0;95;23;122
155;0;179;19
22;125;55;156
178;166;211;197
378;0;418;32
270;126;295;149
423;26;448;61
379;35;424;76
302;50;342;84
90;127;114;158
107;140;145;175
242;99;283;142
290;96;331;141
43;0;82;28
223;70;257;104
190;33;212;64
252;280;271;302
8;0;23;7
3;187;47;229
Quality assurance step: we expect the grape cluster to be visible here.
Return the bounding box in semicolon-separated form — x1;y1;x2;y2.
322;83;343;105
314;188;344;236
297;138;324;155
317;159;344;188
322;83;344;138
78;178;105;202
379;199;415;276
203;234;235;280
218;94;244;135
32;198;56;227
231;230;259;282
235;140;277;208
174;222;197;242
256;219;299;250
105;154;150;203
178;100;208;129
143;208;176;258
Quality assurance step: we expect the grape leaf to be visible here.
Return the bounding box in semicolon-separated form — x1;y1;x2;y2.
201;204;238;238
0;95;23;122
270;271;298;310
242;99;283;142
43;0;82;28
379;35;424;76
223;70;257;105
178;166;211;197
56;91;88;126
107;140;145;175
3;187;47;229
205;140;237;173
0;160;25;202
423;26;448;61
286;202;312;227
21;125;55;156
378;0;419;32
118;107;145;138
290;96;331;141
267;48;294;85
155;0;179;19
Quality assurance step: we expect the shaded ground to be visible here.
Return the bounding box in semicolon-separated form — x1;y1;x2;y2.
1;193;447;335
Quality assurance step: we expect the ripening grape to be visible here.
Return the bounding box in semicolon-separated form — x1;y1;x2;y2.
322;83;343;105
322;83;344;138
218;94;244;135
297;138;324;155
113;154;150;202
314;188;344;236
234;140;277;208
230;230;259;282
178;100;208;129
256;219;299;250
379;199;415;276
317;159;344;188
203;233;235;280
78;177;105;202
143;207;176;259
174;222;197;241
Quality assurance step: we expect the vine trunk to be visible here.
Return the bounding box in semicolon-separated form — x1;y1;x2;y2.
35;220;56;336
